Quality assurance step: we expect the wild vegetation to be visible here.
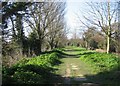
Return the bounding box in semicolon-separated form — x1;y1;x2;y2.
79;51;120;85
80;52;119;72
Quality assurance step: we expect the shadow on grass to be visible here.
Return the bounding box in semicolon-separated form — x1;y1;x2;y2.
2;64;67;86
40;48;95;58
83;67;120;86
64;49;86;52
60;51;95;58
51;68;120;86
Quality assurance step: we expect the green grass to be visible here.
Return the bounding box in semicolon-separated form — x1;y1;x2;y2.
79;50;120;85
55;47;96;84
55;58;94;76
80;52;119;73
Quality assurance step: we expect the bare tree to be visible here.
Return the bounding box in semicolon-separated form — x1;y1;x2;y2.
46;2;66;50
24;2;66;54
78;2;118;53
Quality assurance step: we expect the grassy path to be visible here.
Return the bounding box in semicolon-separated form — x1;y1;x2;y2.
54;47;99;86
58;58;93;78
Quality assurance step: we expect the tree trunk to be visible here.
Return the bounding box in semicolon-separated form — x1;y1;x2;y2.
85;41;88;50
107;1;111;54
39;40;42;53
106;35;110;54
50;43;54;50
35;39;42;55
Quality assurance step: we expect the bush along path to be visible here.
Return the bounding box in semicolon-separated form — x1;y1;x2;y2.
79;52;120;86
2;52;61;85
54;47;120;86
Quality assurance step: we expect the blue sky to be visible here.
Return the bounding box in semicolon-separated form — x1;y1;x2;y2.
65;0;119;39
65;1;89;39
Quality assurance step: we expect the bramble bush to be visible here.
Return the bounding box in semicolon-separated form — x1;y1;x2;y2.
2;52;61;85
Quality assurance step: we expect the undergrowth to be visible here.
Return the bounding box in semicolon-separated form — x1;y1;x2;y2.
2;52;61;85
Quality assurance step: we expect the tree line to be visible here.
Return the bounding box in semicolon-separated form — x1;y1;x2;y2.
2;2;67;66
